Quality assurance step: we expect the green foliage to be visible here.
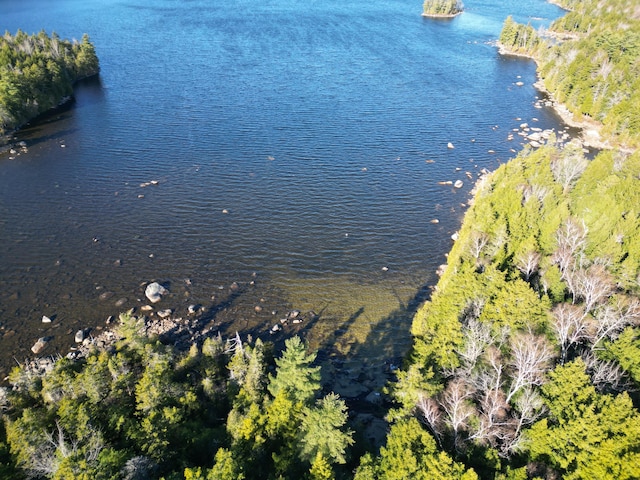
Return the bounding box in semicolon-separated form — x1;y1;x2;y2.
1;333;354;479
604;327;640;386
354;418;477;479
422;0;463;16
300;393;354;464
267;336;321;404
499;16;541;56
389;114;639;475
541;0;640;147
525;360;640;479
0;30;99;134
1;330;234;478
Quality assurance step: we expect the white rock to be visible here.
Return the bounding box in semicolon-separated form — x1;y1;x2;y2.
454;180;463;189
75;330;85;343
145;282;168;303
42;315;52;323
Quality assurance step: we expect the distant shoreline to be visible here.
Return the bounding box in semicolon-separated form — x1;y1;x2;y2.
421;11;462;18
497;42;635;154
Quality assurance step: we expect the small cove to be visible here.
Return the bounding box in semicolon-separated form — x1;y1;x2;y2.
0;0;571;393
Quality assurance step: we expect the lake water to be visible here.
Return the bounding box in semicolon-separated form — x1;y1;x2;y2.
0;0;568;391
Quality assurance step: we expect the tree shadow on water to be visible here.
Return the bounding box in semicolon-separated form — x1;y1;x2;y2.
311;281;434;401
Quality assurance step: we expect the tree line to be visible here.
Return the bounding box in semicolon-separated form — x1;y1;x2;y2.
378;140;640;479
422;0;464;17
0;30;99;136
0;318;354;479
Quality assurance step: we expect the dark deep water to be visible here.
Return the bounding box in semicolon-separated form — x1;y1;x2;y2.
0;0;569;391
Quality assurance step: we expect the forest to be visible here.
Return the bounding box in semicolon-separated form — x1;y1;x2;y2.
422;0;464;17
2;0;640;478
0;30;99;136
498;0;640;149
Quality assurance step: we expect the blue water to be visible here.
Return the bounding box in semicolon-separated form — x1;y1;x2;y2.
0;0;567;379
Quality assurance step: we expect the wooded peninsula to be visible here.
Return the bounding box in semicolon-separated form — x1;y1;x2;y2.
1;0;639;478
0;30;99;137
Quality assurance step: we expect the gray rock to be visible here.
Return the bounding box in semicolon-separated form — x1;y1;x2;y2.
31;337;49;355
75;330;85;343
99;291;114;301
145;282;168;303
157;309;173;318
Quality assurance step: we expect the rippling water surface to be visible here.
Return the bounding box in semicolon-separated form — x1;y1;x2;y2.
1;0;567;387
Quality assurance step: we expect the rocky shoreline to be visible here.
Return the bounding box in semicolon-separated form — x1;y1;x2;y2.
498;43;635;154
421;11;462;18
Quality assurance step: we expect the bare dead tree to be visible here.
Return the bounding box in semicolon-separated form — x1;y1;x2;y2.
555;217;588;269
457;317;492;374
469;231;491;261
506;333;554;403
574;264;615;313
417;393;444;442
551;302;589;363
521;183;549;205
582;352;631;393
589;296;640;349
469;386;509;448
516;249;542;281
553;217;588;301
503;387;546;454
550;140;589;192
440;378;476;449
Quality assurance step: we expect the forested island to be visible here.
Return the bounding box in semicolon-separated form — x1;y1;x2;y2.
1;0;640;478
422;0;464;18
0;30;99;138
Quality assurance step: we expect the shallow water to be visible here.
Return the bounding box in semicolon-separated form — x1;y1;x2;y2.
0;0;568;388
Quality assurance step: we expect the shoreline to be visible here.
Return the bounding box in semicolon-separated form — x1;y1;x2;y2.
421;11;462;18
497;43;636;154
1;72;99;149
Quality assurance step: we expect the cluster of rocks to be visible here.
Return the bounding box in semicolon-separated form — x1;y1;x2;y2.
3;140;28;160
509;119;571;149
26;277;269;367
137;179;159;198
270;309;318;334
67;313;204;360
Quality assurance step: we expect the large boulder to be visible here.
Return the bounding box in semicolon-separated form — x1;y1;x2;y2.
145;282;168;303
